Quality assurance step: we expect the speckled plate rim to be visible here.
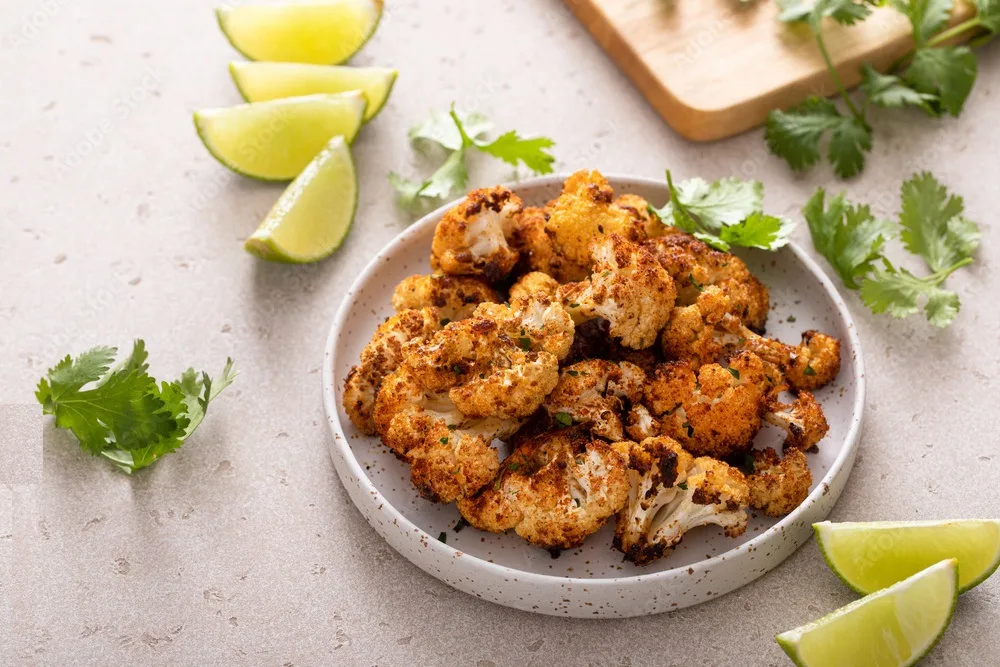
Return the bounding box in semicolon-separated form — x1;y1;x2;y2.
322;173;866;610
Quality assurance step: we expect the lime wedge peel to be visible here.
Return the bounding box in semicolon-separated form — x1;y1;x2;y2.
815;519;1000;595
229;62;397;121
777;559;959;667
216;1;383;65
245;135;357;264
193;92;367;182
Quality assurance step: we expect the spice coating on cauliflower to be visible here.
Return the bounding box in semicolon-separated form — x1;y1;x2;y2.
615;194;667;242
373;367;520;503
509;206;565;279
558;234;676;349
631;351;772;458
785;330;841;392
391;274;500;322
644;233;770;331
613;437;749;565
343;307;442;435
765;391;829;451
430;186;522;282
543;360;646;441
543;170;641;281
457;428;630;549
747;447;812;517
402;296;574;419
508;271;560;301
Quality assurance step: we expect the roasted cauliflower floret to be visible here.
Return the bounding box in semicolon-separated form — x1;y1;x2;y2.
662;287;841;392
644;233;770;331
373;367;520;502
402;296;574;419
747;447;812;517
543;360;646;441
615;194;666;241
457;428;630;550
543;170;640;281
613;437;749;565
391;274;500;322
509;206;565;278
631;351;771;458
558;234;676;349
508;271;560;301
430;186;522;282
765;391;829;451
785;330;841;392
343;307;441;434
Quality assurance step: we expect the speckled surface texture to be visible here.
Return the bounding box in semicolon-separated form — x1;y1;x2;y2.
1;0;998;664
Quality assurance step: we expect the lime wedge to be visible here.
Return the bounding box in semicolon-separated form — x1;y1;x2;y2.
216;1;382;65
815;520;1000;595
193;93;366;181
229;62;397;121
244;135;357;263
777;559;958;667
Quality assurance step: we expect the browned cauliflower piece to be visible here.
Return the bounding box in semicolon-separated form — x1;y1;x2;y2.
643;233;770;331
508;206;566;279
430;186;522;282
343;307;441;434
558;234;676;349
391;274;500;322
662;287;841;392
402;296;574;419
615;194;666;241
457;428;630;550
784;330;841;392
508;271;560;301
543;170;640;281
613;437;749;565
764;391;829;451
747;447;812;517
373;367;521;502
543;360;646;441
628;351;772;458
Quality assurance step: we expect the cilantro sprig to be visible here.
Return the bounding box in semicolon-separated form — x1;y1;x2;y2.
804;172;979;327
36;341;236;473
389;105;556;213
768;0;999;178
648;170;794;251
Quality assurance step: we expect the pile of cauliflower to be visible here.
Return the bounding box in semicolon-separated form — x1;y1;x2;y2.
343;171;841;565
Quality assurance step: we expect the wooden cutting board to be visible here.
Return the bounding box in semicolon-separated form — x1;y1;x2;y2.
562;0;976;142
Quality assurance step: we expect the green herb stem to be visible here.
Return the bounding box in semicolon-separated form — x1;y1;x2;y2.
814;29;865;123
928;256;974;285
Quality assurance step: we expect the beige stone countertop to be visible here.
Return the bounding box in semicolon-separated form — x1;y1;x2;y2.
2;0;999;665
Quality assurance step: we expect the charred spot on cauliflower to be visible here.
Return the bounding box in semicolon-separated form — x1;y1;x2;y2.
509;271;560;301
509;206;565;279
764;390;829;451
644;233;770;331
373;367;520;503
558;234;676;349
457;428;630;550
613;437;749;565
391;274;500;322
543;360;646;441
786;330;841;392
543;170;640;281
343;307;441;435
747;447;812;517
631;351;771;458
430;186;522;282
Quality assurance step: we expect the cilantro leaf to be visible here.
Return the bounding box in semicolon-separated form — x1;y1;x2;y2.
36;341;236;473
860;261;962;327
890;0;954;45
765;98;872;178
975;0;1000;33
803;188;893;289
476;131;555;174
904;46;977;116
778;0;875;25
860;63;936;109
719;212;793;250
898;172;980;273
409;109;491;152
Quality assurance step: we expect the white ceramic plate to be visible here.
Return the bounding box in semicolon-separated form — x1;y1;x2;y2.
322;174;865;618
